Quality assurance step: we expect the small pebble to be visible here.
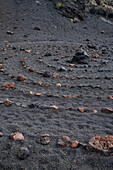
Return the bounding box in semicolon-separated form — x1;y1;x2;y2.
29;101;39;108
58;136;70;147
6;31;14;35
22;103;27;108
58;67;66;71
78;107;86;113
18;147;29;159
17;74;26;81
71;140;79;148
15;102;21;106
50;105;59;110
43;71;51;77
37;134;50;145
56;83;61;87
5;99;12;106
101;108;113;114
10;132;24;140
44;52;51;56
38;105;49;110
0;132;3;137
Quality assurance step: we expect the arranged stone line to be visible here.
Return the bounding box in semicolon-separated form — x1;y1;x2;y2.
0;98;102;113
20;57;113;81
1;130;113;157
0;43;113;98
19;48;113;83
1;98;113;115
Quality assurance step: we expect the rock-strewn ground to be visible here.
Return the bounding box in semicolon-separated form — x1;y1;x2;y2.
55;0;113;20
0;0;113;169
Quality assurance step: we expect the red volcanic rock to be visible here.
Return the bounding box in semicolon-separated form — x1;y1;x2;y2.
2;82;15;90
5;99;12;106
71;140;79;148
17;74;26;81
101;108;113;114
89;135;113;156
10;132;24;140
78;107;86;113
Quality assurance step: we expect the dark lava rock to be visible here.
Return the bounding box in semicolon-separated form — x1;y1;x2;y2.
37;134;50;145
6;31;14;35
18;147;29;159
101;107;113;114
108;147;113;156
98;68;105;72
70;48;89;64
29;101;39;108
101;47;108;54
20;47;25;51
24;34;28;37
59;0;85;20
44;52;51;56
12;47;16;50
43;71;51;77
58;66;66;71
38;105;49;110
33;27;40;30
87;43;98;49
101;60;108;65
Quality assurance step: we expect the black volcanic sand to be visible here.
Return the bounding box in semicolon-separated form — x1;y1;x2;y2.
0;0;113;169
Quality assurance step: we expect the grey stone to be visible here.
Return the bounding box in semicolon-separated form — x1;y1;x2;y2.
29;101;39;108
43;71;51;77
37;134;50;145
18;147;29;159
22;103;27;108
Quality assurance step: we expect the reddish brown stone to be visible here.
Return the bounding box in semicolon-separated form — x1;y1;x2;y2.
27;67;34;72
29;91;34;95
0;69;5;72
56;83;61;87
53;74;59;78
50;105;59;110
17;74;26;81
45;83;49;87
89;135;113;155
26;49;32;53
38;81;43;86
0;132;3;137
35;93;42;96
93;110;97;113
5;99;12;106
2;82;15;90
10;132;24;140
92;54;100;58
101;108;113;114
108;96;113;100
71;140;79;148
78;107;86;113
